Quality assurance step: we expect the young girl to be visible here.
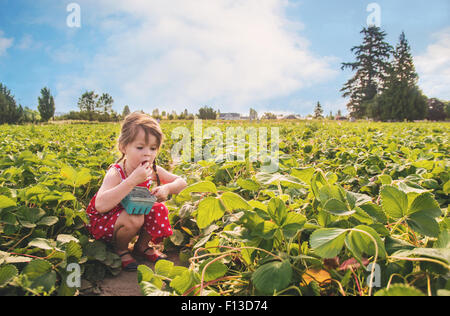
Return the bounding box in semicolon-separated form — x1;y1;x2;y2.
86;112;187;271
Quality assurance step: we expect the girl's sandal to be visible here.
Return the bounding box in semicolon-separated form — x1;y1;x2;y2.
134;247;168;263
118;251;138;271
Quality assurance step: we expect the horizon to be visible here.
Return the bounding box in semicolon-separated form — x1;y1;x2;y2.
1;0;449;117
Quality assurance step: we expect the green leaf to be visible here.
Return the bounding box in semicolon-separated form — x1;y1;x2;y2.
255;172;306;189
402;248;449;265
16;207;45;224
74;168;92;187
60;165;76;182
155;260;174;278
248;200;268;212
443;180;450;195
0;196;16;209
199;259;228;282
282;212;306;238
196;197;226;229
342;165;356;177
378;174;392;185
255;220;278;239
60;192;77;202
170;269;199;295
310;228;348;259
137;265;154;283
407;192;441;217
25;185;50;199
140;281;171;296
290;167;315;184
28;238;54;250
251;260;293;295
358;203;387;224
0;264;18;287
169;229;185;246
180;181;217;197
220;192;251;211
65;241;82;260
318;185;345;204
37;216;59;226
84;240;107;261
403;193;442;237
375;284;425;296
267;198;287;226
380;185;408;219
23;259;53;279
435;230;450;249
406;212;440;238
345;191;372;208
345;225;387;262
237;178;260;191
56;234;79;244
311;171;328;199
323;199;355;216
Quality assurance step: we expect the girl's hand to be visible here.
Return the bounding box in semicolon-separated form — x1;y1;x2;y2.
151;185;170;202
128;162;153;186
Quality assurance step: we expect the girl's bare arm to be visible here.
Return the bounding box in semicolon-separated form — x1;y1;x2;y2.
94;168;135;214
156;166;187;194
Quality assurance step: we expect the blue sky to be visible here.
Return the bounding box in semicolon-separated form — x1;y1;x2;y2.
0;0;449;116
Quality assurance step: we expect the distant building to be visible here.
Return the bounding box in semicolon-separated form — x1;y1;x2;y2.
219;113;241;120
335;116;348;121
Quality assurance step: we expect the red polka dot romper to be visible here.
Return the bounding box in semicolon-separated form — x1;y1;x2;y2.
86;164;173;244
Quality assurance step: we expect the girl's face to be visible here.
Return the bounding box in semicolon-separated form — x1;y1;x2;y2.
121;127;159;171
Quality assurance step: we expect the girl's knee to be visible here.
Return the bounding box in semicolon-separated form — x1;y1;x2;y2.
121;213;145;230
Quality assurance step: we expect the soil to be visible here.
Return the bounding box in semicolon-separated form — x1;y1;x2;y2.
81;250;183;296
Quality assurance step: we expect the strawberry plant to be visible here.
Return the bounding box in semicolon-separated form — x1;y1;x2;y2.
1;120;449;296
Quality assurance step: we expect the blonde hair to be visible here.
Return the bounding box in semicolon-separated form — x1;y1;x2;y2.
116;112;164;186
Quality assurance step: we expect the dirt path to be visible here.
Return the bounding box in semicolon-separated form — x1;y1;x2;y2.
98;250;182;296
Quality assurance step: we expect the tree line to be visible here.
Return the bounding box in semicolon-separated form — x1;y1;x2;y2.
1;26;449;125
340;26;449;121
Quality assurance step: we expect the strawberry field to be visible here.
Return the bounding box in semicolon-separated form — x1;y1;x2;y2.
0;120;449;296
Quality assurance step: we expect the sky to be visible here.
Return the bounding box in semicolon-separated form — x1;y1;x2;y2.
0;0;449;117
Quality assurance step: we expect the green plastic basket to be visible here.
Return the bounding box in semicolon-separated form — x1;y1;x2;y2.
121;186;157;215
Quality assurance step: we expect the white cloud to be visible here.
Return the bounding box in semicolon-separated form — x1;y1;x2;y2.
415;27;450;100
55;0;338;112
0;30;14;57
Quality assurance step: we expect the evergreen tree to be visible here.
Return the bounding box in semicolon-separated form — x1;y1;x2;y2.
198;106;217;120
152;108;160;118
367;32;426;121
38;87;55;122
341;26;393;119
426;98;447;121
0;83;22;124
122;105;131;118
313;101;324;118
249;108;258;121
445;101;450;119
